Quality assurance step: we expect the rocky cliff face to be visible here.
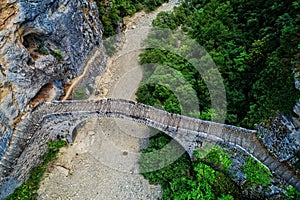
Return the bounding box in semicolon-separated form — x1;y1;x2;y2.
0;0;106;197
0;0;104;155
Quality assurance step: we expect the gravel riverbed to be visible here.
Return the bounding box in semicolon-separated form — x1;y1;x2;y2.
37;2;178;199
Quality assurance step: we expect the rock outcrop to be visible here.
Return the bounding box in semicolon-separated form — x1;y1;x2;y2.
257;76;300;173
0;0;106;197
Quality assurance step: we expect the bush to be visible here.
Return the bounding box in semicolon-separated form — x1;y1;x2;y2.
139;132;242;199
73;88;86;100
242;157;272;188
286;185;300;200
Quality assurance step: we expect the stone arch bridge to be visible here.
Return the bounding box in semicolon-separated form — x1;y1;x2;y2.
0;98;299;196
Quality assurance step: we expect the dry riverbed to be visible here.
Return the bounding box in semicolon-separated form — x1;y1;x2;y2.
37;2;178;200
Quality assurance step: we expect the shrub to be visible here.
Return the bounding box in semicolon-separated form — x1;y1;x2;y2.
242;157;272;188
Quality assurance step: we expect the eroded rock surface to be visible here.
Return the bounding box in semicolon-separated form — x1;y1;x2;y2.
0;0;106;198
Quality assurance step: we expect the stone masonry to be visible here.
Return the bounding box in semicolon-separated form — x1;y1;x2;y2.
0;98;299;198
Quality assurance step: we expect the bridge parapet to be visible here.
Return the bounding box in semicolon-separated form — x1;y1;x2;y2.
0;98;299;194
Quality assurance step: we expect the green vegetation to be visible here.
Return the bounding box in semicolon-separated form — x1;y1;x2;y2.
73;88;86;100
36;42;63;61
95;0;168;37
196;146;232;171
242;157;272;188
73;84;93;100
136;83;182;114
286;185;300;200
137;0;300;198
139;132;242;199
39;48;48;55
5;140;67;200
37;42;49;55
51;48;63;61
137;0;300;128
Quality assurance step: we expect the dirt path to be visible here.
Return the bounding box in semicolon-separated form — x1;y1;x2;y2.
37;2;178;200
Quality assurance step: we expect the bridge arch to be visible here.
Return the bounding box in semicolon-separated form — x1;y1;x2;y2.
0;98;299;194
38;99;213;157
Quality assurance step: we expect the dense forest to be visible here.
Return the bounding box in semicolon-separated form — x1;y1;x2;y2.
137;0;300;128
137;0;300;199
139;132;243;200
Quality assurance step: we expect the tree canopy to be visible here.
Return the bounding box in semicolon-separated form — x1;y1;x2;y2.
137;0;300;128
137;0;300;199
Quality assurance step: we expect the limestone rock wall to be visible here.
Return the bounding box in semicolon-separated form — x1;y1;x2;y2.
0;0;105;159
0;0;106;196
